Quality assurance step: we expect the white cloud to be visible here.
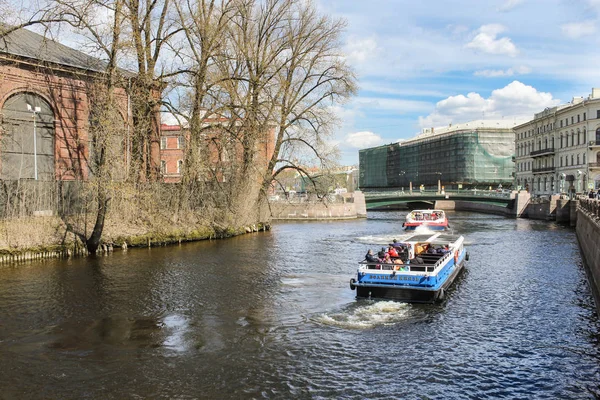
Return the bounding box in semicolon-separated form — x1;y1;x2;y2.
418;81;560;128
498;0;524;12
466;24;519;57
345;131;383;149
561;21;597;39
359;81;446;97
343;36;380;65
352;96;432;114
474;65;531;77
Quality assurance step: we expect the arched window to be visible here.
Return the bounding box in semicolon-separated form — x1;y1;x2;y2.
571;154;574;165
596;127;600;143
1;92;54;180
577;154;580;165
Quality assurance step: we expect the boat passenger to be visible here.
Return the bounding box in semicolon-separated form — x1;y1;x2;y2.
382;253;393;268
427;246;438;254
377;247;387;259
437;245;451;254
393;258;404;270
415;243;428;254
388;246;399;258
365;249;379;263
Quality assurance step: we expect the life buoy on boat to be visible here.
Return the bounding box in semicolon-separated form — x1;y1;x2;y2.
454;251;459;263
350;278;356;290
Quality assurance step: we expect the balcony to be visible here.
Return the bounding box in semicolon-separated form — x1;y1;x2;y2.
589;141;600;148
589;162;600;169
532;166;555;174
530;148;555;157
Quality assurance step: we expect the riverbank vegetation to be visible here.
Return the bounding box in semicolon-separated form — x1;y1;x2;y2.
0;0;356;255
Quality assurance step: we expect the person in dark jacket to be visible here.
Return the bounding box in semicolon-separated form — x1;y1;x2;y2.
365;249;379;263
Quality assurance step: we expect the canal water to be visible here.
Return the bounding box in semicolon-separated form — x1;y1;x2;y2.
0;211;599;399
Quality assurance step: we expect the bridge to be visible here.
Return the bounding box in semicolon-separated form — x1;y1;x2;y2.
364;190;514;210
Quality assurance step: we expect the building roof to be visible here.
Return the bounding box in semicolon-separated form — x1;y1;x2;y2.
411;119;521;141
0;25;109;73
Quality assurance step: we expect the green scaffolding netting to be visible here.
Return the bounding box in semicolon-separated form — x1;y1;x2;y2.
359;130;514;189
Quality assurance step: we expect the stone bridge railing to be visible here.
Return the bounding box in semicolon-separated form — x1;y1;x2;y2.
578;197;600;221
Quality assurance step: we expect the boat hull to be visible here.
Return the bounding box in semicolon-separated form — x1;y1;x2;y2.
404;223;447;231
353;260;465;303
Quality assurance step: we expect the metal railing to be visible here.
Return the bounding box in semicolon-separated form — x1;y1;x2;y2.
532;166;556;174
530;148;555;157
363;189;514;199
359;261;436;273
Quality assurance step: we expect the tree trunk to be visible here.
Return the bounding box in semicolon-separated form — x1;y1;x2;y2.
86;190;109;254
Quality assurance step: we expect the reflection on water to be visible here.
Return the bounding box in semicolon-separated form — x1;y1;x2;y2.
0;211;599;399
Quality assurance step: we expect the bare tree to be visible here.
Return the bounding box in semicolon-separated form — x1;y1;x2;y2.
211;0;356;222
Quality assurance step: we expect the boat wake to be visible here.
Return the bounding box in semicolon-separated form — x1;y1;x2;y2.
314;301;411;330
356;234;411;245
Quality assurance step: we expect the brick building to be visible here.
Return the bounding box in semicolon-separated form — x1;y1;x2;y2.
160;124;186;183
159;120;276;183
0;27;131;180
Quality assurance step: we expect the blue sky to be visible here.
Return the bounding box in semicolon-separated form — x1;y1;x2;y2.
320;0;600;165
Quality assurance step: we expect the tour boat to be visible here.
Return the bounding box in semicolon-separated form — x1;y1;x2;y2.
403;209;448;231
349;232;468;303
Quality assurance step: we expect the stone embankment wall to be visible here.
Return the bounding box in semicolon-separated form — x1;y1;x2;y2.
0;221;270;265
576;198;600;314
270;192;367;220
434;200;510;216
435;191;532;218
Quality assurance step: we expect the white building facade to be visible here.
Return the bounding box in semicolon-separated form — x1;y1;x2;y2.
514;88;600;196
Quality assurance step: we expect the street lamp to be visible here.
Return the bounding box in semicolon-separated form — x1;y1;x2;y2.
26;104;41;180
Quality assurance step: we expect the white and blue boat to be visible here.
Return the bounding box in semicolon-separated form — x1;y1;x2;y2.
350;232;468;303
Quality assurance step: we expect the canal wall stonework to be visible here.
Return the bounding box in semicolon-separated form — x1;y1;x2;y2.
576;198;600;314
270;192;367;220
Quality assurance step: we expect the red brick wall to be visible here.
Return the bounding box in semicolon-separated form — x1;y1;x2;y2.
0;58;130;180
159;123;276;183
